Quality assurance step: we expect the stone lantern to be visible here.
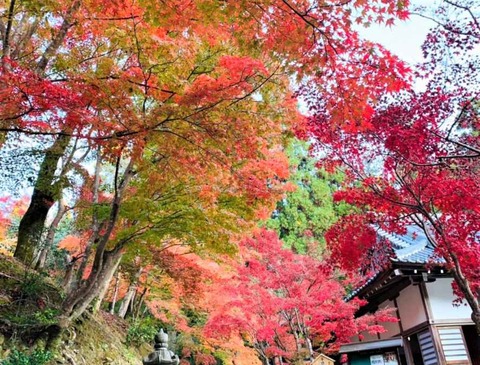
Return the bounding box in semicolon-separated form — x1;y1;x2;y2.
142;328;180;365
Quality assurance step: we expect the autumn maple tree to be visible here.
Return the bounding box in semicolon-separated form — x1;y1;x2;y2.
205;229;396;364
306;0;480;333
0;4;422;351
0;0;412;338
1;0;292;326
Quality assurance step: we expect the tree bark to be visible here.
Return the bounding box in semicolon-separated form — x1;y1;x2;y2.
449;252;480;336
12;0;80;265
92;254;122;313
60;157;135;324
133;287;147;320
62;256;76;291
118;267;143;318
306;337;314;360
110;267;121;314
75;149;102;286
35;0;81;74
423;221;480;337
35;198;67;270
15;134;71;266
62;249;124;322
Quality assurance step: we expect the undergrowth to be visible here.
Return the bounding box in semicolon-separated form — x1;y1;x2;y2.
0;349;52;365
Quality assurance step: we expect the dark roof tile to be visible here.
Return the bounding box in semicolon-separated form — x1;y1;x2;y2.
377;226;437;264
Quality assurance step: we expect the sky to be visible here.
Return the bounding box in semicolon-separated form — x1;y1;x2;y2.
357;10;435;65
355;1;443;93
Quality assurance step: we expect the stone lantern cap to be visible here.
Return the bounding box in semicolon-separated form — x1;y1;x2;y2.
142;328;180;365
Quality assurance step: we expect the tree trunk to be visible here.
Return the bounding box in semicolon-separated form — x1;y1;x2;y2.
255;345;270;365
63;258;75;290
15;134;71;266
412;219;480;336
306;337;314;360
129;290;137;316
133;287;147;320
61;249;124;322
118;267;143;319
118;286;134;319
35;198;66;270
75;149;103;287
292;330;301;352
60;157;135;324
110;268;121;314
92;255;122;313
449;253;480;336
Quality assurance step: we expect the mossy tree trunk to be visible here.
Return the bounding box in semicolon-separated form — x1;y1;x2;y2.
15;134;71;266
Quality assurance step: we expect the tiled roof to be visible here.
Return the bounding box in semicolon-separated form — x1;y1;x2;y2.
346;226;439;300
346;273;381;299
377;225;436;264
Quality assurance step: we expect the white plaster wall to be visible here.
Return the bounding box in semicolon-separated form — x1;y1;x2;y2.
350;300;401;343
379;300;401;339
425;278;473;321
396;284;427;330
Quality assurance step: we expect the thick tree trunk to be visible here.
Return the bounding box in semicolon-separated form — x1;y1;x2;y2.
62;249;124;322
472;312;480;337
15;134;70;265
15;189;54;265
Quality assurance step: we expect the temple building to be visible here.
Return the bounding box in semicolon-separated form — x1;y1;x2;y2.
340;226;480;365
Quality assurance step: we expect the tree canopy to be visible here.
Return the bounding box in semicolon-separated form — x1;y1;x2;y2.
265;138;349;256
309;0;480;333
5;0;480;363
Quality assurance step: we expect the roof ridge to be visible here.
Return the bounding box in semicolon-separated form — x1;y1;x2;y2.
376;226;434;264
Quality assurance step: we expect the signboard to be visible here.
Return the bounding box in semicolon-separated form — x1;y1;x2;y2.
370;352;398;365
384;352;398;365
370;355;385;365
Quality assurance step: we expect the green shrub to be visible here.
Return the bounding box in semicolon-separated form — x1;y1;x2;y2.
18;273;44;303
182;307;207;328
213;350;229;365
126;318;161;347
1;349;52;365
33;308;60;325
